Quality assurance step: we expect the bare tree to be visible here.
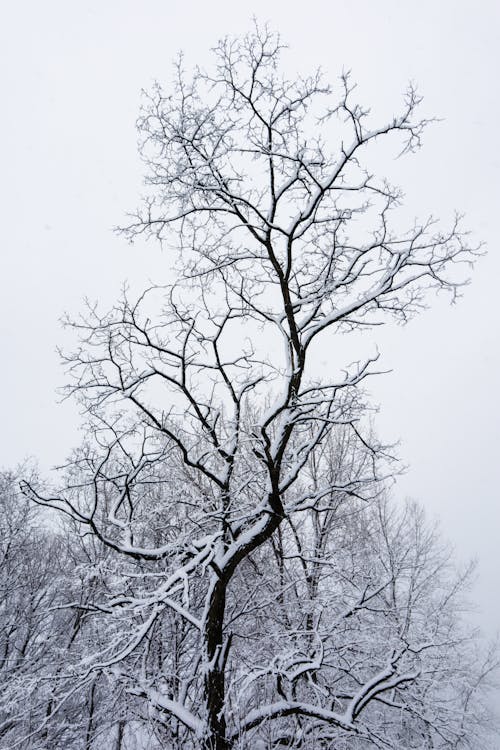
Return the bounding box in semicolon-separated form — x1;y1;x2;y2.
0;468;136;750
230;441;498;748
22;25;488;750
0;468;80;748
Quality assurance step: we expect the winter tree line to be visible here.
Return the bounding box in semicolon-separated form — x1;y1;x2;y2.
2;25;498;749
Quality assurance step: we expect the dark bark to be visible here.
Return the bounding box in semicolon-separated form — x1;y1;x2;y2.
114;720;125;750
85;680;96;750
202;577;230;750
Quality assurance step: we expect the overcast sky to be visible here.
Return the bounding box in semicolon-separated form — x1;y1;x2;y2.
1;0;499;636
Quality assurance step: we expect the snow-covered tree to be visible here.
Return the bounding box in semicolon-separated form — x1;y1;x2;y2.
22;25;495;749
0;469;136;749
226;433;498;748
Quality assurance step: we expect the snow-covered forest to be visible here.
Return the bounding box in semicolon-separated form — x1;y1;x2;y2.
2;19;498;750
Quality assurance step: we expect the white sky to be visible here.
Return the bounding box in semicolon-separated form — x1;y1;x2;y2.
1;1;499;636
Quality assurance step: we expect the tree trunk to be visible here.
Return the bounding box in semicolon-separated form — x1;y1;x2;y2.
114;720;125;750
202;575;231;750
85;680;96;750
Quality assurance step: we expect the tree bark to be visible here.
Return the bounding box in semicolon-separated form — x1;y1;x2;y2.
202;575;230;750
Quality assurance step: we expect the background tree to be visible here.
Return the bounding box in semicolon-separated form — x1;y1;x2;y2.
228;433;498;748
22;25;492;750
0;468;85;749
0;469;140;750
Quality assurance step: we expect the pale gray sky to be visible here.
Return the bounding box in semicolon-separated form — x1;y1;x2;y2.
1;1;499;635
